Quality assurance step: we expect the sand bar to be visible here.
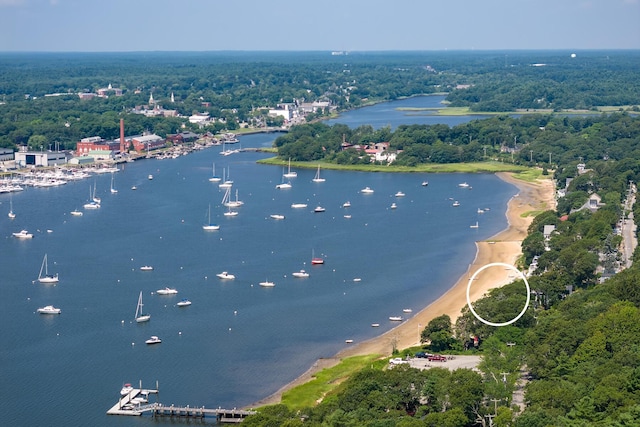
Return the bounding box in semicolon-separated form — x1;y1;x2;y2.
250;172;556;407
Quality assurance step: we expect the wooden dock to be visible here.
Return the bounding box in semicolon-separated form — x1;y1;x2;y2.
107;388;255;422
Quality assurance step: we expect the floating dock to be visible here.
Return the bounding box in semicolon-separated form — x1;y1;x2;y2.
107;387;255;422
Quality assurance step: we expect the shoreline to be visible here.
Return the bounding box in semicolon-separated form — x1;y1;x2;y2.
249;172;556;408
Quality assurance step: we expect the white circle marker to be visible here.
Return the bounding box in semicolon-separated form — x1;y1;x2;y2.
466;262;530;327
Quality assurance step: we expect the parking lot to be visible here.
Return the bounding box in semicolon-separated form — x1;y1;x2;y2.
406;355;482;371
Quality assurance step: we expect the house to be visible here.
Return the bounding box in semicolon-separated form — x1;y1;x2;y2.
166;132;199;144
543;225;556;240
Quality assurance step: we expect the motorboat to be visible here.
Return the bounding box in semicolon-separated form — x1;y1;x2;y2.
37;254;59;284
177;299;192;307
270;214;285;220
37;305;61;314
421;181;429;186
342;201;351;208
156;287;178;295
470;222;479;229
70;209;83;216
390;203;397;209
131;186;137;190
371;323;380;327
135;291;151;323
353;278;362;282
291;203;308;209
120;383;134;396
275;181;292;189
345;339;354;344
344;214;352;219
395;191;405;197
148;174;153;180
140;265;153;271
145;336;161;345
216;271;235;280
360;187;374;194
389;316;403;321
452;201;460;207
13;229;33;239
458;182;470;188
314;206;326;213
292;269;309;278
224;209;238;217
402;308;413;313
259;280;275;287
478;208;485;214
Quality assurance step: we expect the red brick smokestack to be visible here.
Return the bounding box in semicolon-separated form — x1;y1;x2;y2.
120;118;125;152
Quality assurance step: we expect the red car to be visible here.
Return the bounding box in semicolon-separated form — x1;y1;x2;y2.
427;355;447;362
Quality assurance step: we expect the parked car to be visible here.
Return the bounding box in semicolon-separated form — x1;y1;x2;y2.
414;352;432;358
427;354;447;362
389;357;409;365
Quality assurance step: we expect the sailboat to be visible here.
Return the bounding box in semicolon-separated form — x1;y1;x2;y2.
209;162;221;182
83;185;100;209
312;165;325;183
225;189;243;208
311;249;324;265
8;193;16;219
218;167;233;188
92;182;101;203
110;173;118;194
275;168;292;189
135;291;150;323
202;204;220;231
222;187;238;216
283;158;297;178
37;254;59;284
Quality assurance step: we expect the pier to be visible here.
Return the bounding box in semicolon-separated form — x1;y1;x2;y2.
107;387;255;422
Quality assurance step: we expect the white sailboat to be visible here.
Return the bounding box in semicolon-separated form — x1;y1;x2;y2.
283;158;297;178
8;193;16;219
221;187;238;216
203;204;220;231
218;167;233;188
312;165;325;182
209;162;221;182
135;291;150;323
225;189;243;207
92;182;101;203
84;185;100;209
110;173;118;194
37;254;59;284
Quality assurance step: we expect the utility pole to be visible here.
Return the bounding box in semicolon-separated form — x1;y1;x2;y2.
483;146;487;159
549;152;552;166
530;150;533;162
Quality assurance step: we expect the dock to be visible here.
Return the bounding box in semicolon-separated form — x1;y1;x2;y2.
107;388;255;422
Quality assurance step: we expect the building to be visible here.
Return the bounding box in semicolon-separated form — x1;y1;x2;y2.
166;131;199;144
130;135;164;152
76;137;120;156
14;146;69;168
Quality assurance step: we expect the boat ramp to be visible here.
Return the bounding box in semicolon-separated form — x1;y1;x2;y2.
107;387;255;422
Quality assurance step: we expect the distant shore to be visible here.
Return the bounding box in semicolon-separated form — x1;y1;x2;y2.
250;172;556;408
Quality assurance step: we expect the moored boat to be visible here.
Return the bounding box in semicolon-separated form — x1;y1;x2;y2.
156;287;178;295
37;305;61;314
292;269;309;278
216;271;235;280
145;335;161;345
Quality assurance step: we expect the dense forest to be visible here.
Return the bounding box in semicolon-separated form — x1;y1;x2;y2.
0;51;638;151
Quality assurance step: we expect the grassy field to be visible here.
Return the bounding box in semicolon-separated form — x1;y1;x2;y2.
258;158;529;174
279;355;386;410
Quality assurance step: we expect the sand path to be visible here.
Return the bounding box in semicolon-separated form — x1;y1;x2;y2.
250;172;556;408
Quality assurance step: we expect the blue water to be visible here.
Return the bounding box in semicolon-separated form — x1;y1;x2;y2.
0;97;516;426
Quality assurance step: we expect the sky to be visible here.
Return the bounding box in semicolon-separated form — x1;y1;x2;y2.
0;0;638;52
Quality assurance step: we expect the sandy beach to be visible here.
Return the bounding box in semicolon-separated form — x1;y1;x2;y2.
251;172;556;407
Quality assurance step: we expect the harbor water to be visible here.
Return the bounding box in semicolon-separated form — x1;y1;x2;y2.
0;96;517;426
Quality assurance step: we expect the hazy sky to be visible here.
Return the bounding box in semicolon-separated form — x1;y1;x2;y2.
1;0;638;51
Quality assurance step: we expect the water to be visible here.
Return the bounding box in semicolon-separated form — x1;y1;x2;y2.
0;98;516;426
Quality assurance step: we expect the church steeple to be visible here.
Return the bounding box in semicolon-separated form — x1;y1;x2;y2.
171;92;175;103
149;92;154;105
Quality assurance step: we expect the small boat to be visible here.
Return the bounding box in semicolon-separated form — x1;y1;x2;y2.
344;214;352;219
283;158;297;178
342;201;351;208
395;191;405;197
216;271;235;280
275;181;292;189
312;165;325;183
145;335;161;345
477;208;485;214
135;291;151;323
360;187;374;194
291;203;308;209
270;214;285;220
12;229;33;239
225;189;244;208
148;174;154;180
259;280;275;287
292;269;309;278
203;204;220;230
345;339;354;344
390;203;397;209
140;265;153;271
371;323;380;327
8;194;15;219
353;278;362;282
452;201;460;207
389;316;403;321
218;167;233;189
209;162;221;182
177;298;192;307
156;287;178;295
314;206;326;213
83;201;100;209
37;305;61;314
421;181;429;187
37;254;59;284
402;308;413;313
224;210;238;217
470;222;479;229
131;186;137;190
120;384;134;396
110;174;118;194
70;209;83;216
311;250;324;265
458;182;469;188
